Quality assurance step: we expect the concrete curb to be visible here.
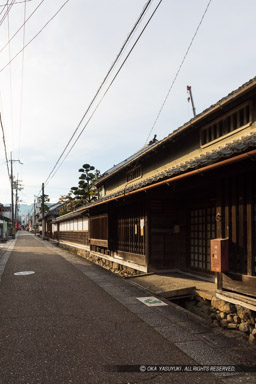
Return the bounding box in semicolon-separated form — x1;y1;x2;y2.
0;237;18;281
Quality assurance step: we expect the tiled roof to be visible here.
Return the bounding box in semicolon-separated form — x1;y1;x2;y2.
85;132;256;209
54;208;88;222
97;76;256;184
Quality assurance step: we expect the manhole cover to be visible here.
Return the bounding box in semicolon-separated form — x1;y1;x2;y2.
14;271;35;276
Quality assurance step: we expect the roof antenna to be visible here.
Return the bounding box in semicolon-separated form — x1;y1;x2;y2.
187;85;196;117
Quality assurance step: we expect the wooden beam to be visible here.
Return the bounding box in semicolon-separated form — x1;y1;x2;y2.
222;272;256;298
90;239;108;247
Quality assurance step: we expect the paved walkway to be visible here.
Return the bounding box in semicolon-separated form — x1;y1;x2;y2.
0;232;256;384
127;271;216;299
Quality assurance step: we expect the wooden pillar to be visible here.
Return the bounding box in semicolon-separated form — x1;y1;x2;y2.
216;181;224;290
231;178;237;272
224;179;230;238
145;196;150;273
238;177;245;273
246;173;253;275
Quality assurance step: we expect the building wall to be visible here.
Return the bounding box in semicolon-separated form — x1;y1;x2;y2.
101;97;256;197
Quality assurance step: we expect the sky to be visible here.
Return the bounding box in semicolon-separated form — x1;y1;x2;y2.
0;0;256;208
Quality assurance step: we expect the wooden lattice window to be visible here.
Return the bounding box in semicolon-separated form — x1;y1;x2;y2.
190;207;216;271
127;166;142;182
200;102;251;146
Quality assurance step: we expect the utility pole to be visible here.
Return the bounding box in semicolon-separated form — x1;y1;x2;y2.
9;154;23;238
14;177;23;226
15;183;18;224
42;183;45;238
187;85;196;117
10;152;14;238
34;197;36;233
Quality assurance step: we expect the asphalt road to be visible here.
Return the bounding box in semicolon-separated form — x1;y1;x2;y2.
0;232;254;384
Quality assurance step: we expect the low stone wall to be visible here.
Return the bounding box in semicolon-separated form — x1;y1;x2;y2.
184;294;256;344
211;297;256;343
58;243;141;277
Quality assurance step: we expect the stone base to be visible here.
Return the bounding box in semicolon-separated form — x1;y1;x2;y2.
58;243;142;277
182;293;256;344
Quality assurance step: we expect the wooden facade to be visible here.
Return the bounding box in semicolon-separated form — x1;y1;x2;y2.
53;77;256;298
88;199;147;268
53;213;90;248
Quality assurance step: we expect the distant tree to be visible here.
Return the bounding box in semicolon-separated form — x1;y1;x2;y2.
58;190;77;215
59;164;101;214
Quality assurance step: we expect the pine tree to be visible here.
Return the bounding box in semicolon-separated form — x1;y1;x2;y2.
59;164;100;214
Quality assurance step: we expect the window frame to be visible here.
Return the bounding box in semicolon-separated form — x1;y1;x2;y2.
200;101;252;147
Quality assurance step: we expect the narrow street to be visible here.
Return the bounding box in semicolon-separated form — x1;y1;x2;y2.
0;232;255;384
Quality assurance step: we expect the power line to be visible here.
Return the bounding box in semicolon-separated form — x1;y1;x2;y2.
144;0;213;144
18;0;27;159
0;0;70;73
45;0;163;186
44;0;154;185
0;0;45;55
7;2;14;150
0;112;10;179
0;1;33;6
0;0;16;28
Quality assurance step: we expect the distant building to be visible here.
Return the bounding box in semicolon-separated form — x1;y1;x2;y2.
0;205;11;241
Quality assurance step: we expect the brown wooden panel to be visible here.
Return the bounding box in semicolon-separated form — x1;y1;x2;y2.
117;250;146;266
59;231;89;245
90;238;108;247
115;202;146;256
222;272;256;298
90;215;108;241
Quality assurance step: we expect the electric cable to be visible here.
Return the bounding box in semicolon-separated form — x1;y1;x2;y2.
144;0;213;144
45;0;163;186
0;0;16;27
0;0;33;6
0;0;70;73
44;0;154;185
0;0;45;55
7;2;14;151
18;0;27;159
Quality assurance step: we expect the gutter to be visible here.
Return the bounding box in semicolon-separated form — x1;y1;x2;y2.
88;148;256;209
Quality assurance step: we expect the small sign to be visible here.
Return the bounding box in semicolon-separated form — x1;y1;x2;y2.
140;219;144;236
137;296;168;307
14;271;35;276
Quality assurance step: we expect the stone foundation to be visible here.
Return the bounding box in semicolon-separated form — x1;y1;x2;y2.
58;243;141;277
183;294;256;345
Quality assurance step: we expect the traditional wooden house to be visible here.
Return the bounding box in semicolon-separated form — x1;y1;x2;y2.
53;208;89;251
83;76;256;300
0;204;11;241
54;77;256;301
43;203;64;239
